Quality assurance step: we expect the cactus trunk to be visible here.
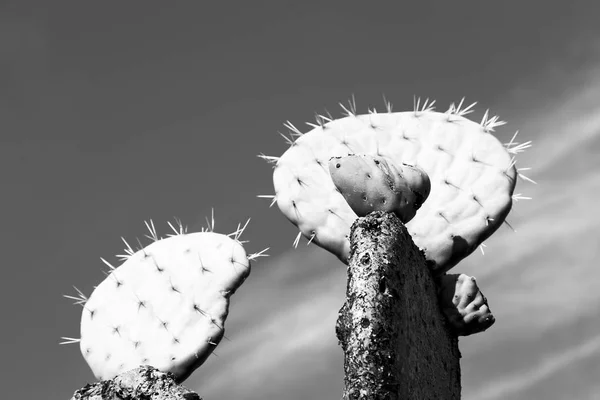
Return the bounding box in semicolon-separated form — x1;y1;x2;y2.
336;211;461;399
69;365;201;400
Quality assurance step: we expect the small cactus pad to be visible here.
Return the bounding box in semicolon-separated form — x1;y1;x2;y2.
65;220;267;383
436;273;495;336
329;154;430;222
262;99;528;273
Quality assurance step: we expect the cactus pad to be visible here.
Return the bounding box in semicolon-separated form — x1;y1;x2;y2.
261;98;531;274
63;219;267;382
329;154;430;222
436;273;495;336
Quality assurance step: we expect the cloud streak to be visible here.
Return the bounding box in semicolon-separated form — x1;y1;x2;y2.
471;333;600;400
190;246;347;400
189;59;600;400
459;61;600;399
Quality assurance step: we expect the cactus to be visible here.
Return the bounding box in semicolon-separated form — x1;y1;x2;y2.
436;273;495;336
329;154;430;222
260;97;532;274
62;217;268;383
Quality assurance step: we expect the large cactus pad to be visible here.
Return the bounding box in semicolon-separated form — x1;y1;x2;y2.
262;99;530;274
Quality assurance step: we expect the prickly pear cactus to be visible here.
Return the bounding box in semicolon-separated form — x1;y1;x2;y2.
260;98;532;274
437;273;495;336
62;219;267;383
329;154;430;222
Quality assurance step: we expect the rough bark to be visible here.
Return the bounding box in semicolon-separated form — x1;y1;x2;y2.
336;211;461;400
70;366;201;400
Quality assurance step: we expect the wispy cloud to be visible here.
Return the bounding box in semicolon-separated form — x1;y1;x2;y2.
470;334;600;400
190;246;347;399
189;62;600;400
459;63;600;399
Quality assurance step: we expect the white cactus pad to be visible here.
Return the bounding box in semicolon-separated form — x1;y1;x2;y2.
262;99;531;274
64;220;268;383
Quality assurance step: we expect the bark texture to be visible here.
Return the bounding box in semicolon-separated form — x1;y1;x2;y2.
70;366;201;400
336;211;461;400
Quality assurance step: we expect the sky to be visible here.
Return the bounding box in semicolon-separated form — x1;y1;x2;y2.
2;1;599;399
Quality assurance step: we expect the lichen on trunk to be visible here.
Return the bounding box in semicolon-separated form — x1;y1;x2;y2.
336;211;461;400
70;365;201;400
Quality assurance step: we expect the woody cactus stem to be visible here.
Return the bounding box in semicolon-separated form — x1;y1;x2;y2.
70;365;201;400
336;212;461;400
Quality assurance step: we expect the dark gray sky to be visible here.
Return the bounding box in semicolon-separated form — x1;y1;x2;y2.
2;1;600;399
